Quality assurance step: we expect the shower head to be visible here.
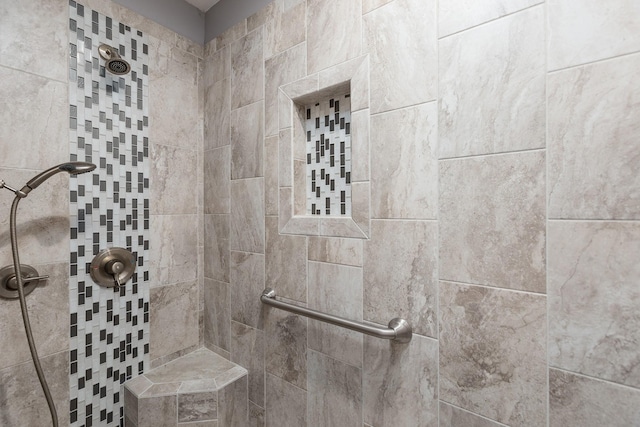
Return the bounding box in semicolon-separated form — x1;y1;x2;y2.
17;162;96;197
98;44;131;75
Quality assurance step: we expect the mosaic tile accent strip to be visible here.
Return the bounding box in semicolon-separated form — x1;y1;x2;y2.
305;94;352;216
68;2;150;426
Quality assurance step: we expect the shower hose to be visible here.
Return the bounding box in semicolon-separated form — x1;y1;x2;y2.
9;195;59;427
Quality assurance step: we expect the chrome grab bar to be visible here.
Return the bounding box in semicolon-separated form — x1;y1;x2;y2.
260;288;412;343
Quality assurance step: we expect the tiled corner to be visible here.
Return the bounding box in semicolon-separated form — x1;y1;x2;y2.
230;178;265;253
229;251;266;329
204;146;230;214
230;321;265;408
204;214;230;283
203;279;230;352
231;101;264;179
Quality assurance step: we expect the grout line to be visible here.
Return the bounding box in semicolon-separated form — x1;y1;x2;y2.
440;400;510;427
549;366;640;393
439;279;548;297
438;147;546;162
547;50;640;74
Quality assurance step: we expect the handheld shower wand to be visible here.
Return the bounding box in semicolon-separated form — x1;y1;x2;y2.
1;161;96;427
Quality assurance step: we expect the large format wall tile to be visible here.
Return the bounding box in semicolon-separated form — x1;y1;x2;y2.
151;144;197;214
439;281;547;426
204;78;231;150
230;178;265;253
549;369;640;427
204;146;230;214
231;28;264;109
363;334;438;427
439;401;505;427
265;307;307;389
371;103;438;219
231;101;264;179
439;7;545;158
548;221;640;387
439;151;546;293
264;2;306;60
265;216;307;302
548;0;640;70
204;214;230;282
230;251;266;329
306;0;361;74
266;373;307;427
364;220;438;338
230;321;265;407
150;214;198;286
308;236;363;267
548;54;640;220
363;0;437;113
204;278;230;352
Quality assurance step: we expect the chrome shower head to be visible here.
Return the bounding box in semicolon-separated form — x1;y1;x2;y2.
98;44;131;75
18;162;96;197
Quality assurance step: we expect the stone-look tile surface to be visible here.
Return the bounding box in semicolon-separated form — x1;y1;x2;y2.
265;307;307;389
216;20;248;51
231;101;264;179
363;0;394;13
138;395;177;427
204;214;230;283
150;281;200;361
247;1;277;32
204;78;231;150
0;263;68;369
204;44;229;90
306;0;361;74
438;0;542;37
439;7;545;158
363;0;437;113
549;369;640;427
363;335;438;427
439;151;546;293
230;321;265;407
265;216;307;302
548;54;640;220
308;261;363;367
548;0;640;70
264;2;305;60
364;220;438;338
178;421;217;427
265;43;306;137
231;28;264;109
230;251;266;329
204;146;230;214
0;351;69;427
308;236;363;267
548;221;640;387
218;374;249;427
308;350;362;427
439;402;505;427
151;144;198;214
266;373;307;427
0;0;67;82
371;103;438;219
0;68;68;170
264;137;279;215
350;109;370;182
249;401;265;427
144;348;237;384
151;214;198;286
204;279;230;352
439;281;547;426
230;178;265;253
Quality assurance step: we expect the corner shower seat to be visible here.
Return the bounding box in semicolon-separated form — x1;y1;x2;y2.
123;348;248;426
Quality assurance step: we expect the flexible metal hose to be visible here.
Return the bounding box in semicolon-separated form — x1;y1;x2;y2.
9;195;58;427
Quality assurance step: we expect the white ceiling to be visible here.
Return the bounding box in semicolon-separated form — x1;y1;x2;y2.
183;0;221;12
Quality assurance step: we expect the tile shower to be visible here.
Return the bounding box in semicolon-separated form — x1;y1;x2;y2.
1;1;639;427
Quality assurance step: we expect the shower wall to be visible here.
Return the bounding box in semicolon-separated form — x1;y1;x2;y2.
0;0;202;425
203;0;640;426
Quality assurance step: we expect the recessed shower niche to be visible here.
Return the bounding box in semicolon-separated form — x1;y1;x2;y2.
278;56;371;239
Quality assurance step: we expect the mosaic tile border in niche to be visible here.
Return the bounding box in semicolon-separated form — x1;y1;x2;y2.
68;2;150;426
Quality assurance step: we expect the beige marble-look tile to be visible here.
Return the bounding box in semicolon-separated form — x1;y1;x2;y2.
308;236;363;267
231;28;264;109
264;2;305;60
549;369;640;427
204;214;230;283
364;0;437;113
371;103;438;219
308;261;363;367
231;101;264;179
218;374;249;427
265;306;307;389
264;137;279;215
265;43;307;137
363;334;438;427
548;0;640;71
364;220;438;338
548;54;640;220
204;278;230;352
0;263;68;369
265;216;307;302
151;144;197;214
439;281;547;426
439;402;505;427
204;146;230;214
307;0;361;74
230;251;266;329
150;214;198;286
138;395;177;427
230;321;265;407
150;281;199;361
204;78;231;150
0;0;67;82
230;178;265;253
439;151;546;293
548;221;640;387
266;373;307;426
308;350;362;427
439;6;545;158
0;351;69;427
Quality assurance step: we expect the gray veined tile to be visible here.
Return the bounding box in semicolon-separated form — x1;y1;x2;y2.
231;28;264;109
231;101;264;179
